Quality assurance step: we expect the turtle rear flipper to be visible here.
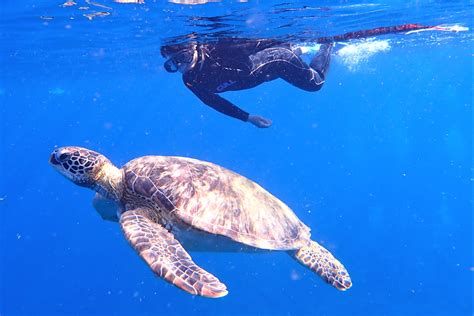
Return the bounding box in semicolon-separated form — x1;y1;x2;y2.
120;208;228;298
290;240;352;291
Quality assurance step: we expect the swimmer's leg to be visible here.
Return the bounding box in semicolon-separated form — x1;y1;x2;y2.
249;46;328;92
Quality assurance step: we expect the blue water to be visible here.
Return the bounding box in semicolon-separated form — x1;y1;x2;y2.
1;1;473;315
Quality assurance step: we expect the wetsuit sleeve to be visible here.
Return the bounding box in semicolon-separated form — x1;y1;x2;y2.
183;78;249;122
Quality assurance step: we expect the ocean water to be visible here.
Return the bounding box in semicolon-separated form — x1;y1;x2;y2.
1;1;473;315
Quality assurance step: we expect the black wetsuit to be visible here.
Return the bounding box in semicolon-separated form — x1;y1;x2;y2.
180;38;332;122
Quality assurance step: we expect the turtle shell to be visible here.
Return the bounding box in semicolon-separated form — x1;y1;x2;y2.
122;156;311;250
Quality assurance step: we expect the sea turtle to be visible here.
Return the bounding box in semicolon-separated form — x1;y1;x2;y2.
49;146;352;298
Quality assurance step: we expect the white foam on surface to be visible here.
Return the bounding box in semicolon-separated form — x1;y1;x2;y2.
336;39;391;71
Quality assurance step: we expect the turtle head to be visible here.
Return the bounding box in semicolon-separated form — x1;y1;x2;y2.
49;146;110;189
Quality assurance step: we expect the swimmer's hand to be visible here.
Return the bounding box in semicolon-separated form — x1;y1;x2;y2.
248;115;272;128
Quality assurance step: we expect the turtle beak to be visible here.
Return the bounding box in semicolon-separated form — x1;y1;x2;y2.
49;151;60;166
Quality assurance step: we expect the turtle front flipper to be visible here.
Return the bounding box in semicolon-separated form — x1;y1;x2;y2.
290;240;352;291
119;209;228;298
92;193;120;222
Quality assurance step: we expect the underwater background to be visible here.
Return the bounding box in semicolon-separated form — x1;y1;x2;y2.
1;0;472;315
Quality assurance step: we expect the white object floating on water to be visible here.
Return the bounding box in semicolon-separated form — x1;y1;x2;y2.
85;0;112;10
60;1;77;7
114;0;145;3
405;24;469;35
84;11;111;20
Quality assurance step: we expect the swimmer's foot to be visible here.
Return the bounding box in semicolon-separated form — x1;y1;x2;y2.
310;43;334;79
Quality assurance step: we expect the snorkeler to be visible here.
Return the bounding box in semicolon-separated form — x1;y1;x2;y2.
161;38;333;128
161;23;460;128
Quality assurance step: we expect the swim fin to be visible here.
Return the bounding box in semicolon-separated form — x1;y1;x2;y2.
310;43;333;79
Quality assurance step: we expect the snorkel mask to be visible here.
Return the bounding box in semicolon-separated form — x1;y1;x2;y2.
164;47;197;73
164;58;179;73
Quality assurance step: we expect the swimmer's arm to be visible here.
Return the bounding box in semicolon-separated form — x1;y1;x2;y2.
184;80;249;122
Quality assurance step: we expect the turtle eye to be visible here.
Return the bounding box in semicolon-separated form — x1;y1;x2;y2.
59;153;71;161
